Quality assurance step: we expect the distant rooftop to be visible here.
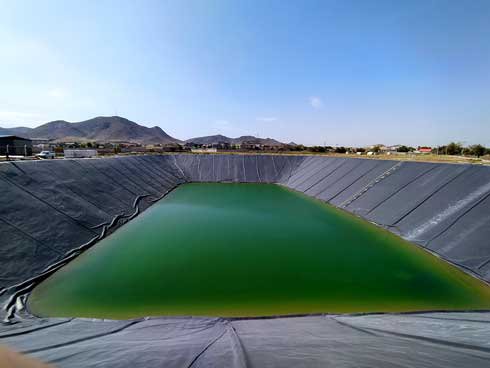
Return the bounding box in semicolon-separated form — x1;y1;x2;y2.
0;135;31;140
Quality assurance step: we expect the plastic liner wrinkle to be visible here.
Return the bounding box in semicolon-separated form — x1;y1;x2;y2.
286;157;317;185
425;190;490;248
0;217;60;256
46;161;124;216
241;155;246;182
284;156;307;183
117;158;166;192
0;174;98;235
143;156;184;184
339;161;402;208
415;315;490;324
185;320;228;368
477;258;490;270
356;325;490;356
288;157;328;187
137;156;180;182
315;159;366;199
255;156;262;183
197;155;202;181
2;194;152;323
129;157;175;187
364;165;438;217
270;155;278;177
0;319;73;338
390;165;473;226
2;155;490;367
290;158;336;189
82;160;138;196
105;159;157;194
21;319;142;355
407;181;490;242
226;323;250;368
171;154;188;180
329;316;379;336
10;161;27;174
304;159;349;193
326;161;384;202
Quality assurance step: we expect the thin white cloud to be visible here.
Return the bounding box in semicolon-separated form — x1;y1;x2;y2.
211;119;251;137
214;119;230;127
47;88;67;98
309;96;324;109
256;117;277;122
0;111;43;126
213;119;232;132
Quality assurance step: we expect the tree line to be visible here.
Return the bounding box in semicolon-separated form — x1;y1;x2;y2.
432;142;488;157
292;142;489;158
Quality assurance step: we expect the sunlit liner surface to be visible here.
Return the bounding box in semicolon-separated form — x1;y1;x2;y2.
28;183;490;319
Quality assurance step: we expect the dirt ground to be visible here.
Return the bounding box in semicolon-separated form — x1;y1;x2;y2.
0;346;53;368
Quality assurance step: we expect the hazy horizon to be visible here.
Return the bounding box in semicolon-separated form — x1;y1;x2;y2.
1;0;489;146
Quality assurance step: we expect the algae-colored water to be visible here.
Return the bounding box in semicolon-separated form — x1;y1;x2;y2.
29;183;490;318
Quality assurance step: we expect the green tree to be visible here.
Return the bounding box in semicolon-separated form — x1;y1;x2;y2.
396;145;409;153
291;144;306;151
468;144;486;158
434;145;446;155
309;146;326;153
446;142;462;155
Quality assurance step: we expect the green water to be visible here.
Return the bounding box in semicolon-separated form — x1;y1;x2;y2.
29;183;490;318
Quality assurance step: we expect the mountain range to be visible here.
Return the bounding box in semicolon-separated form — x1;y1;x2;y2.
185;134;284;146
0;116;178;144
0;116;286;146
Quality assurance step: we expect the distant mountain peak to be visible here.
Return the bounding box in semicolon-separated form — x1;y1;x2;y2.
0;116;286;146
0;116;180;144
185;134;284;146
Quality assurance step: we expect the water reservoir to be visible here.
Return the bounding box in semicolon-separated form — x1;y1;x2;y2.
28;183;490;318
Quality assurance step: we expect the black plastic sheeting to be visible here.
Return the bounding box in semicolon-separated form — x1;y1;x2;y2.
2;313;490;367
0;156;185;291
283;157;490;280
1;154;490;367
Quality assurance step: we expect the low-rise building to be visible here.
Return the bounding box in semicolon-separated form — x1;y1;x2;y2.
0;135;32;156
64;149;97;158
191;147;217;153
416;146;432;154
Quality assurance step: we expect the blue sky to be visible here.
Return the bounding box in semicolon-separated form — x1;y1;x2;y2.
0;0;489;146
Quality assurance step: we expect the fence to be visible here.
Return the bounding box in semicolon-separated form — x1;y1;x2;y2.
64;149;97;158
0;144;33;157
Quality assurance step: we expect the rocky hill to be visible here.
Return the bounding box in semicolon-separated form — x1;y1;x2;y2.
0;116;180;145
1;116;288;146
186;134;284;146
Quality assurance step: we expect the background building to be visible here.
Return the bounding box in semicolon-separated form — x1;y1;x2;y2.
0;135;33;156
